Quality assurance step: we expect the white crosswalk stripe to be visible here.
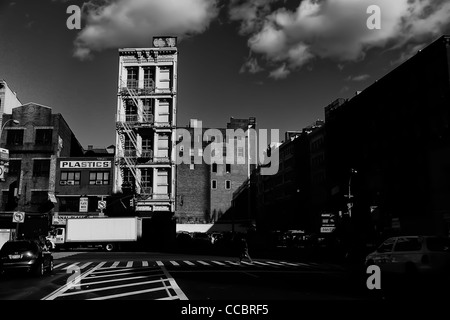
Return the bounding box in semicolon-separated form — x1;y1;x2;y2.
62;262;79;270
52;259;326;271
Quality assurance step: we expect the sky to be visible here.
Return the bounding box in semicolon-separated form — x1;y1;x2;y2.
0;0;449;149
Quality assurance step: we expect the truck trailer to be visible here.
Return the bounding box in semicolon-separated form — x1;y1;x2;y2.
46;217;142;252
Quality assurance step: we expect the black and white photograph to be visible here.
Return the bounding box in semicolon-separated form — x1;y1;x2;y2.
0;0;450;313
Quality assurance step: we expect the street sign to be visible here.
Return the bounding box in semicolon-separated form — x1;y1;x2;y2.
0;165;4;181
12;211;25;223
79;197;88;213
0;148;9;161
320;226;336;233
98;200;106;210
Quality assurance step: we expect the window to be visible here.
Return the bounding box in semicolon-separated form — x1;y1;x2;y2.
377;238;396;253
124;137;135;157
225;180;231;190
212;163;217;173
6;130;24;146
89;172;110;185
59;197;79;212
123;168;133;184
33;159;50;177
394;237;422;252
143;67;155;88
211;180;217;189
141;137;153;158
141;168;153;191
60;171;81;185
35;129;52;145
31;191;48;204
142;99;153;121
159;66;172;90
226;164;231;173
125;100;137;122
126;67;138;88
8;160;21;175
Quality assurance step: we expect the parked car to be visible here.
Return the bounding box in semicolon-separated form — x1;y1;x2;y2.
191;232;211;249
0;240;54;276
365;235;450;275
175;231;192;249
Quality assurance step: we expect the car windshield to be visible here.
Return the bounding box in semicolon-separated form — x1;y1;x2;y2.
426;237;450;252
1;241;36;253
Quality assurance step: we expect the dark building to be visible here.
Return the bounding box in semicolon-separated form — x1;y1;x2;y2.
0;103;84;237
325;35;450;240
175;117;256;229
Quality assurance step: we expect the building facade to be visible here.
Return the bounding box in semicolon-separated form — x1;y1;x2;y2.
0;103;84;236
52;154;115;226
175;117;256;227
114;37;178;218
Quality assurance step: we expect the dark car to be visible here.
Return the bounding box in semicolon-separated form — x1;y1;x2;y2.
191;232;212;249
0;240;54;276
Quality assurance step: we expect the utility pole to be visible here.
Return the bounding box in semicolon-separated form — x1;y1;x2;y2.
345;168;357;217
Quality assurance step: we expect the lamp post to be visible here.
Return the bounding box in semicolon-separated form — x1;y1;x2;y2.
345;168;357;218
1;119;20;138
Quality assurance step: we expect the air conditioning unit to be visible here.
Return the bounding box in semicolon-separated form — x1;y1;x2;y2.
67;181;75;185
60;181;67;185
95;181;103;185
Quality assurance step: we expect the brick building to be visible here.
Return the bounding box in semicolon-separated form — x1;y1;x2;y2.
0;103;84;237
175;117;256;227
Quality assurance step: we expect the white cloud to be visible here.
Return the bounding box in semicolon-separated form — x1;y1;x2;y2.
230;0;450;78
73;0;219;59
269;64;290;79
240;57;264;74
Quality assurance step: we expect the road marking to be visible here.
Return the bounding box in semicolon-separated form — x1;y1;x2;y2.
54;263;67;270
278;261;301;266
142;261;148;267
77;275;149;287
197;260;210;266
170;261;180;266
79;262;93;269
126;261;133;268
85;269;164;280
156;261;164;267
240;261;254;266
183;261;195;266
62;262;80;270
110;261;120;268
225;260;240;266
60;278;168;297
90;267;136;275
42;262;106;300
265;261;284;266
211;261;227;266
160;265;188;300
252;261;270;266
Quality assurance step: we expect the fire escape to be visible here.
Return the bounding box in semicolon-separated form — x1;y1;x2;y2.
116;77;155;199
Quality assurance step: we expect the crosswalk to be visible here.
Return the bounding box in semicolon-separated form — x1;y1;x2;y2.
52;260;346;272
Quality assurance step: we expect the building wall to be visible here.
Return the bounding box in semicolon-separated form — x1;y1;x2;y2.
0;81;22;126
325;35;450;238
0;104;84;214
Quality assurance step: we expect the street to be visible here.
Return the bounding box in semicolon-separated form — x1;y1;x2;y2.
0;250;377;301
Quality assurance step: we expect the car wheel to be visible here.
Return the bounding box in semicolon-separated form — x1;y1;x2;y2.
105;244;114;252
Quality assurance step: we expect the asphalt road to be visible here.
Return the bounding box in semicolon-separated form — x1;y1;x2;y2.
1;250;447;303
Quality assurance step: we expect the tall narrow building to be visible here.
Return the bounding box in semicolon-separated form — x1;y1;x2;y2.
114;37;178;223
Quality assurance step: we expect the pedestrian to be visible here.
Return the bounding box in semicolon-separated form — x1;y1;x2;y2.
238;236;253;264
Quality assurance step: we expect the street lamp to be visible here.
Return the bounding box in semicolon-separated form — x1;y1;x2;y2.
345;168;357;217
1;119;20;138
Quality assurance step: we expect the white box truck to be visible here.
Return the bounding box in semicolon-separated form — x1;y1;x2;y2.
46;217;142;252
